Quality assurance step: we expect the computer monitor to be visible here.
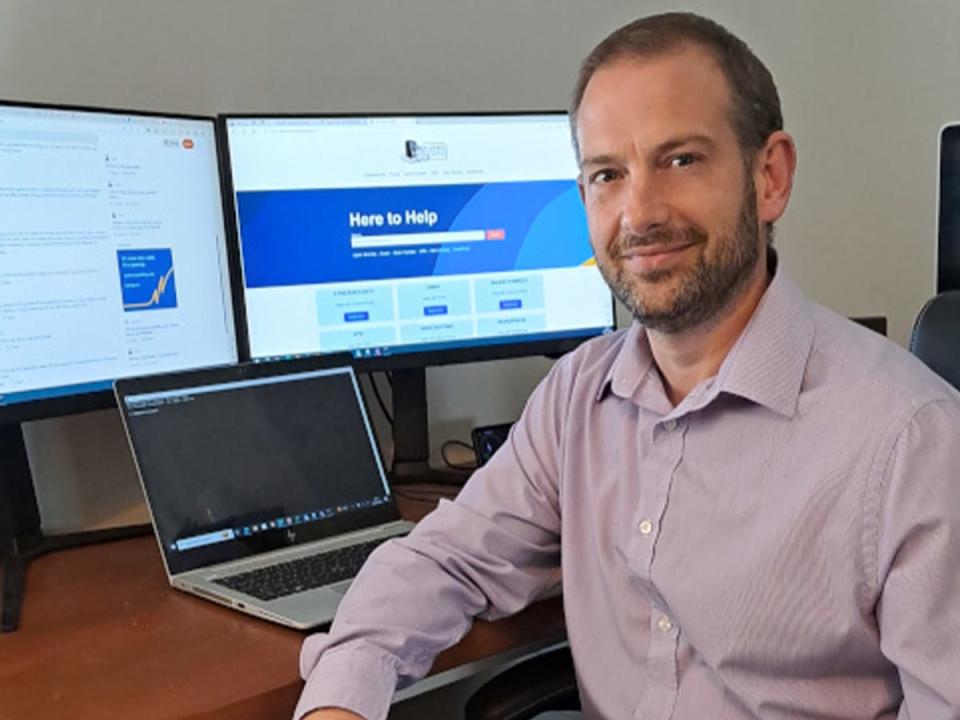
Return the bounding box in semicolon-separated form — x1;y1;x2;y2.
220;112;615;481
938;123;960;293
0;102;238;421
0;100;238;632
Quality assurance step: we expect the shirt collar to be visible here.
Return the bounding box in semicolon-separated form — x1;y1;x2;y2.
596;256;815;419
596;321;658;404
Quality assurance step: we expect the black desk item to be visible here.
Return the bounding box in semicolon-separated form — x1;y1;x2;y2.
938;123;960;293
911;291;960;391
471;423;514;467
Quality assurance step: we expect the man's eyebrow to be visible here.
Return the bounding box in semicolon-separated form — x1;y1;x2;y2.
579;134;717;168
579;153;621;169
655;134;716;154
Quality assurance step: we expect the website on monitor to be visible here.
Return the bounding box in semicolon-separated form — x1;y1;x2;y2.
0;106;235;405
227;115;613;360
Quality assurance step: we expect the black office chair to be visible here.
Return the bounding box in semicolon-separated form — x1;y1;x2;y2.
464;644;580;720
910;290;960;391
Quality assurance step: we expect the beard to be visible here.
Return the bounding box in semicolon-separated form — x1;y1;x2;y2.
596;183;762;335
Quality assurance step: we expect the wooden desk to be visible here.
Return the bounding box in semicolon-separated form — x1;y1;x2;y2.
0;494;565;720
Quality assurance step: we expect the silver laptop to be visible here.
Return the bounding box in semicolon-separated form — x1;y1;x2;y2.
115;360;413;629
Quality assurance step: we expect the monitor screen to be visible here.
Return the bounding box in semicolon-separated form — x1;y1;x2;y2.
222;113;615;363
0;102;237;418
939;123;960;293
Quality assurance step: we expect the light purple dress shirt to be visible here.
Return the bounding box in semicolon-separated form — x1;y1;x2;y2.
296;264;960;720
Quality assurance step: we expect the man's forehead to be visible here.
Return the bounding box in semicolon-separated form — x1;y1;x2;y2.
575;45;737;156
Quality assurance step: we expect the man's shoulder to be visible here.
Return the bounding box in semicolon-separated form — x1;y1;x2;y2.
806;303;959;412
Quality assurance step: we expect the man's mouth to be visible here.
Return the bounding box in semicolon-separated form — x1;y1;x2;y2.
619;241;697;259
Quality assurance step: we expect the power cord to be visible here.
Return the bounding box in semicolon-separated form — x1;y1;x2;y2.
441;439;478;471
366;371;393;426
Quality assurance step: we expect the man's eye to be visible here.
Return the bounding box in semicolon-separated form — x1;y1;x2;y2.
590;169;620;184
669;153;698;168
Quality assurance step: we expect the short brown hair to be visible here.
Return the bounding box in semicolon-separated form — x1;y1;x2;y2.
570;12;783;162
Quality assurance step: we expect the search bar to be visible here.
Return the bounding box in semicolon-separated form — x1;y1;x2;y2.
0;128;98;145
351;228;505;249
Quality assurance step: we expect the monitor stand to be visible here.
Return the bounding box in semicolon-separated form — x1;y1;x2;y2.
0;421;151;633
388;368;471;487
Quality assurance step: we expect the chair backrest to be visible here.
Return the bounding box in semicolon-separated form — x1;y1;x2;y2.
910;290;960;391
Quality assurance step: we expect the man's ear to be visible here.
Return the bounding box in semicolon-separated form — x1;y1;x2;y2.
754;130;796;225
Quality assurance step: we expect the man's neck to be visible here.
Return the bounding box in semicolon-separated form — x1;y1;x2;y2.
647;256;772;407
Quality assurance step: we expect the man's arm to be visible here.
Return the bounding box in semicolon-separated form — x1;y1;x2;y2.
873;398;960;715
293;355;574;720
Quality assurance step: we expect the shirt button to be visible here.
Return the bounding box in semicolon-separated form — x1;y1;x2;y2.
662;418;678;432
658;616;673;633
639;520;653;535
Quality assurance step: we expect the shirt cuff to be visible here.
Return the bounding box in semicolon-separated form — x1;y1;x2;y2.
294;645;400;720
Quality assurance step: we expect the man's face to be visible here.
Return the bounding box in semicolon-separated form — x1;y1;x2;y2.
576;46;764;334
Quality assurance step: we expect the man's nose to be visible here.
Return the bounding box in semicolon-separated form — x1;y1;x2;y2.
621;175;670;237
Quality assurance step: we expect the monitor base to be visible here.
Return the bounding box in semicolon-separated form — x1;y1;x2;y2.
1;523;152;633
0;420;153;633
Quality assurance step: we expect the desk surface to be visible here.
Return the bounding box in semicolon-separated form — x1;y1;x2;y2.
0;492;564;720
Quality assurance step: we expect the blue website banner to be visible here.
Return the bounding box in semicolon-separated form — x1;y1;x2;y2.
237;180;591;288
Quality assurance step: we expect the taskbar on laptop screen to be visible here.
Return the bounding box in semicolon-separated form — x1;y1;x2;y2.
165;495;392;556
222;113;616;363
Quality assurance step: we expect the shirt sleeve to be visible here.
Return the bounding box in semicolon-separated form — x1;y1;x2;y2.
293;356;572;720
873;397;960;717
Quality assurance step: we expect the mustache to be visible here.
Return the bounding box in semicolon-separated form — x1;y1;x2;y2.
612;226;707;258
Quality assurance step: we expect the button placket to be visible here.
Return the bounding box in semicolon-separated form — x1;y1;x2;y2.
643;609;680;718
640;417;685;717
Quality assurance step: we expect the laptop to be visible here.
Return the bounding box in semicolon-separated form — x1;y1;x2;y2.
115;359;414;629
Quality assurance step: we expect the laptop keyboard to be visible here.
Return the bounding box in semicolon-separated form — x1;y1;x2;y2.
213;535;403;601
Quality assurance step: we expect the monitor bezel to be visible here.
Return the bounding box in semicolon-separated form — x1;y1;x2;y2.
0;98;243;424
217;110;617;371
937;122;960;294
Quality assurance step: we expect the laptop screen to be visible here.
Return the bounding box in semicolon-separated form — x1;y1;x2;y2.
120;366;399;575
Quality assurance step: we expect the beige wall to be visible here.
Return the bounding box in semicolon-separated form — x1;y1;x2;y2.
2;0;958;531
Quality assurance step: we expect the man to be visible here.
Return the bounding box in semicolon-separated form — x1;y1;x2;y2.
299;13;960;719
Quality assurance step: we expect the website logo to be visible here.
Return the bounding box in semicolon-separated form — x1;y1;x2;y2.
403;139;447;163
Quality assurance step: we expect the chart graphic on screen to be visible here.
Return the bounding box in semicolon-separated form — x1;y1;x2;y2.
118;249;178;311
